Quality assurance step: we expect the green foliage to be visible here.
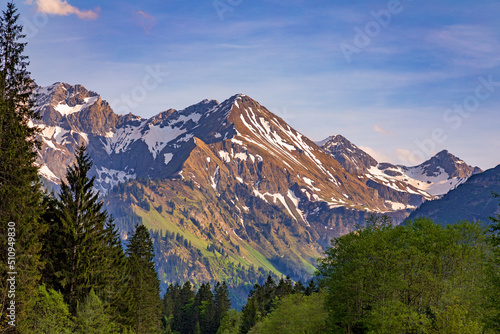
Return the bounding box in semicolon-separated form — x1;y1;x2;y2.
127;224;162;333
0;2;46;330
40;147;142;332
248;291;328;334
216;310;241;334
75;289;120;333
23;285;74;333
214;282;232;329
485;192;500;329
162;280;233;334
239;275;311;333
317;216;491;334
46;145;121;314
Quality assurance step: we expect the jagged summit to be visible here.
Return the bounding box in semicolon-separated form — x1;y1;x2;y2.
317;134;377;174
34;83;484;234
318;134;482;198
416;149;481;179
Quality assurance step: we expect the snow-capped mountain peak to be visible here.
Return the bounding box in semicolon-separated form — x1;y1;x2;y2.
318;135;482;199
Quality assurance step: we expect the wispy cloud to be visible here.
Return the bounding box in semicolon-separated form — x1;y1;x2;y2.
359;145;392;163
373;124;392;135
394;148;425;166
132;10;157;33
426;25;500;69
26;0;99;20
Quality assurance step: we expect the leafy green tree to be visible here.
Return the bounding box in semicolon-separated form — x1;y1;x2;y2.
486;192;500;329
23;285;74;333
75;288;119;334
0;2;46;331
216;310;241;334
317;217;491;334
248;292;328;334
127;224;162;333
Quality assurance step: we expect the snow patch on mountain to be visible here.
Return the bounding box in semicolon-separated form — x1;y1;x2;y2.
102;121;146;155
143;124;187;159
95;167;136;194
39;165;59;183
164;153;173;165
367;165;466;196
55;96;99;116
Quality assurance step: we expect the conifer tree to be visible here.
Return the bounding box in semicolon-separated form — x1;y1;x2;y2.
195;283;217;334
127;224;162;333
102;220;134;331
42;145;133;330
53;145;112;313
0;2;45;331
214;281;231;330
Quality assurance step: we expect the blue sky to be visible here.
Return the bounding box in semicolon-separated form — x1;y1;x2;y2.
16;0;500;169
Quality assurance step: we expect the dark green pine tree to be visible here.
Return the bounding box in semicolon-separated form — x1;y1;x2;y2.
40;193;63;289
101;219;135;331
275;275;294;298
194;283;217;334
173;281;196;334
0;2;46;331
127;224;162;333
239;297;260;334
214;281;231;330
54;145;111;313
162;283;181;332
293;280;306;294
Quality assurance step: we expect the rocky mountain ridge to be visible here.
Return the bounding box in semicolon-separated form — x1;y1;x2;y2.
318;135;482;208
32;82;486;291
406;164;500;225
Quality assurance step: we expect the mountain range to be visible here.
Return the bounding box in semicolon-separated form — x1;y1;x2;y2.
407;164;500;225
32;82;488;298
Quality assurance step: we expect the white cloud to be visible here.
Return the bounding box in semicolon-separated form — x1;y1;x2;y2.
358;145;392;164
26;0;99;20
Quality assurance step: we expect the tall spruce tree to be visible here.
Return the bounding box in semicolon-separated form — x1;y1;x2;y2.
0;2;45;332
127;224;162;333
194;283;217;334
102;219;135;331
52;145;114;313
214;281;231;330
